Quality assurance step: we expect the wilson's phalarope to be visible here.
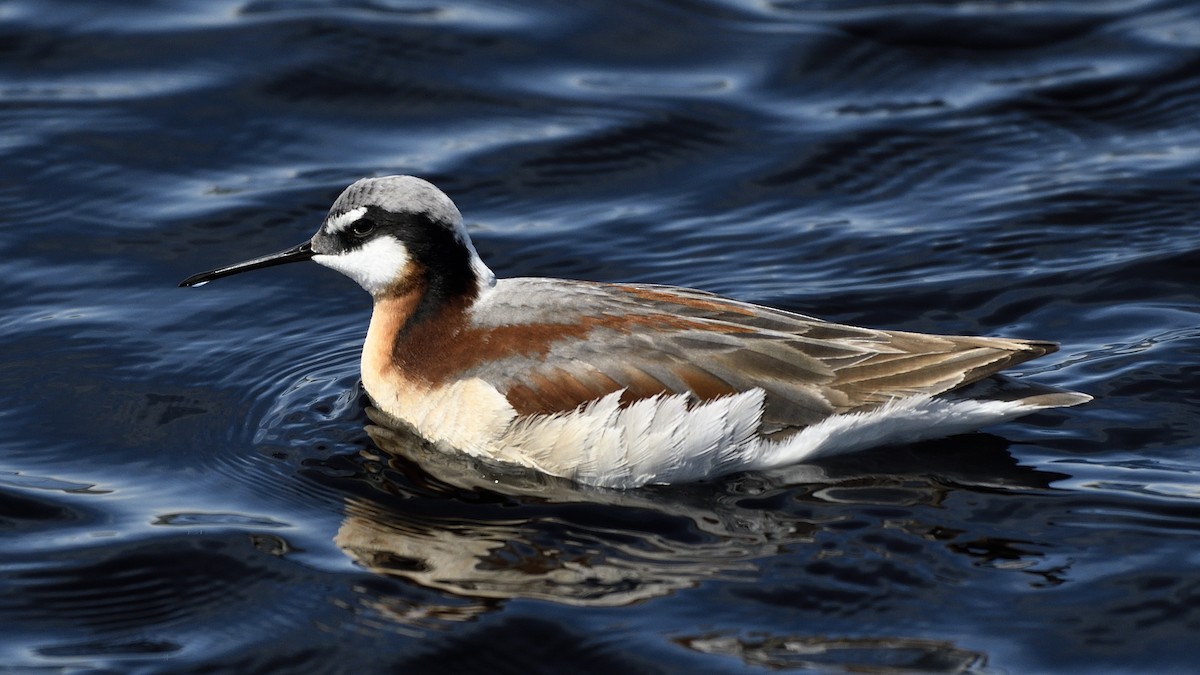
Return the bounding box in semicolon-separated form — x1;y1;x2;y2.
181;176;1090;488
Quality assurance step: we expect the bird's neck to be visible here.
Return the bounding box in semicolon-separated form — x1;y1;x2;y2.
361;274;476;394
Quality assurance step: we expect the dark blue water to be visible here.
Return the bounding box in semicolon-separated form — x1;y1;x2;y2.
2;0;1199;672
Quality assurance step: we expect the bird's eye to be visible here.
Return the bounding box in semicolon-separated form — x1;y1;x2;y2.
349;219;375;238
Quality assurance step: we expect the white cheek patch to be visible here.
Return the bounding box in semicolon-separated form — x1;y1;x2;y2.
313;236;410;296
325;206;368;235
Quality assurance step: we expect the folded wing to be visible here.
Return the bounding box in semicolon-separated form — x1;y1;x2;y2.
462;279;1057;437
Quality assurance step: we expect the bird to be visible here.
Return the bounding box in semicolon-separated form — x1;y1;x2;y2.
181;175;1090;489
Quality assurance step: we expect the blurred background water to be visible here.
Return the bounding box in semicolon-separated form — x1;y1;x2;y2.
1;0;1198;672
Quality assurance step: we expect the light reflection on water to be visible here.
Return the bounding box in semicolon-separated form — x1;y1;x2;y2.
1;0;1198;671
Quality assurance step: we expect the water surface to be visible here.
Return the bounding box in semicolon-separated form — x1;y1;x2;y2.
2;0;1199;672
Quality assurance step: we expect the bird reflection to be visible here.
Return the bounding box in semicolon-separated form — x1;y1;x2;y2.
336;409;795;613
329;408;1068;632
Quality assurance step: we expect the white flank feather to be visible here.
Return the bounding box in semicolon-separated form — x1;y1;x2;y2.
487;389;1058;488
747;394;1048;471
376;375;1074;489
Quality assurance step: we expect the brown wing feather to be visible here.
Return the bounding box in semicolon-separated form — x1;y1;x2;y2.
462;280;1057;430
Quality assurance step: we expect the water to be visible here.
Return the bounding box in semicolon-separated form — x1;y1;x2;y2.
2;0;1198;671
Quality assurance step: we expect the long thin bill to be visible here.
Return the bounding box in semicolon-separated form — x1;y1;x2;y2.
179;241;315;287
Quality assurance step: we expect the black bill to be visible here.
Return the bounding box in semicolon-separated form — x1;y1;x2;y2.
179;241;315;288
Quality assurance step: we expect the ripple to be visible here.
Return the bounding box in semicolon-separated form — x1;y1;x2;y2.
0;471;106;495
153;512;289;528
6;535;295;635
0;488;85;532
517;112;734;186
390;617;655;672
0;0;242;32
678;632;985;673
2;0;1199;670
36;638;181;658
571;71;739;95
831;98;950;118
0;70;214;102
241;0;547;29
1128;7;1200;47
769;0;1140;49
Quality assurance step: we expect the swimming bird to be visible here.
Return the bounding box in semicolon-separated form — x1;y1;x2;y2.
181;176;1090;488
